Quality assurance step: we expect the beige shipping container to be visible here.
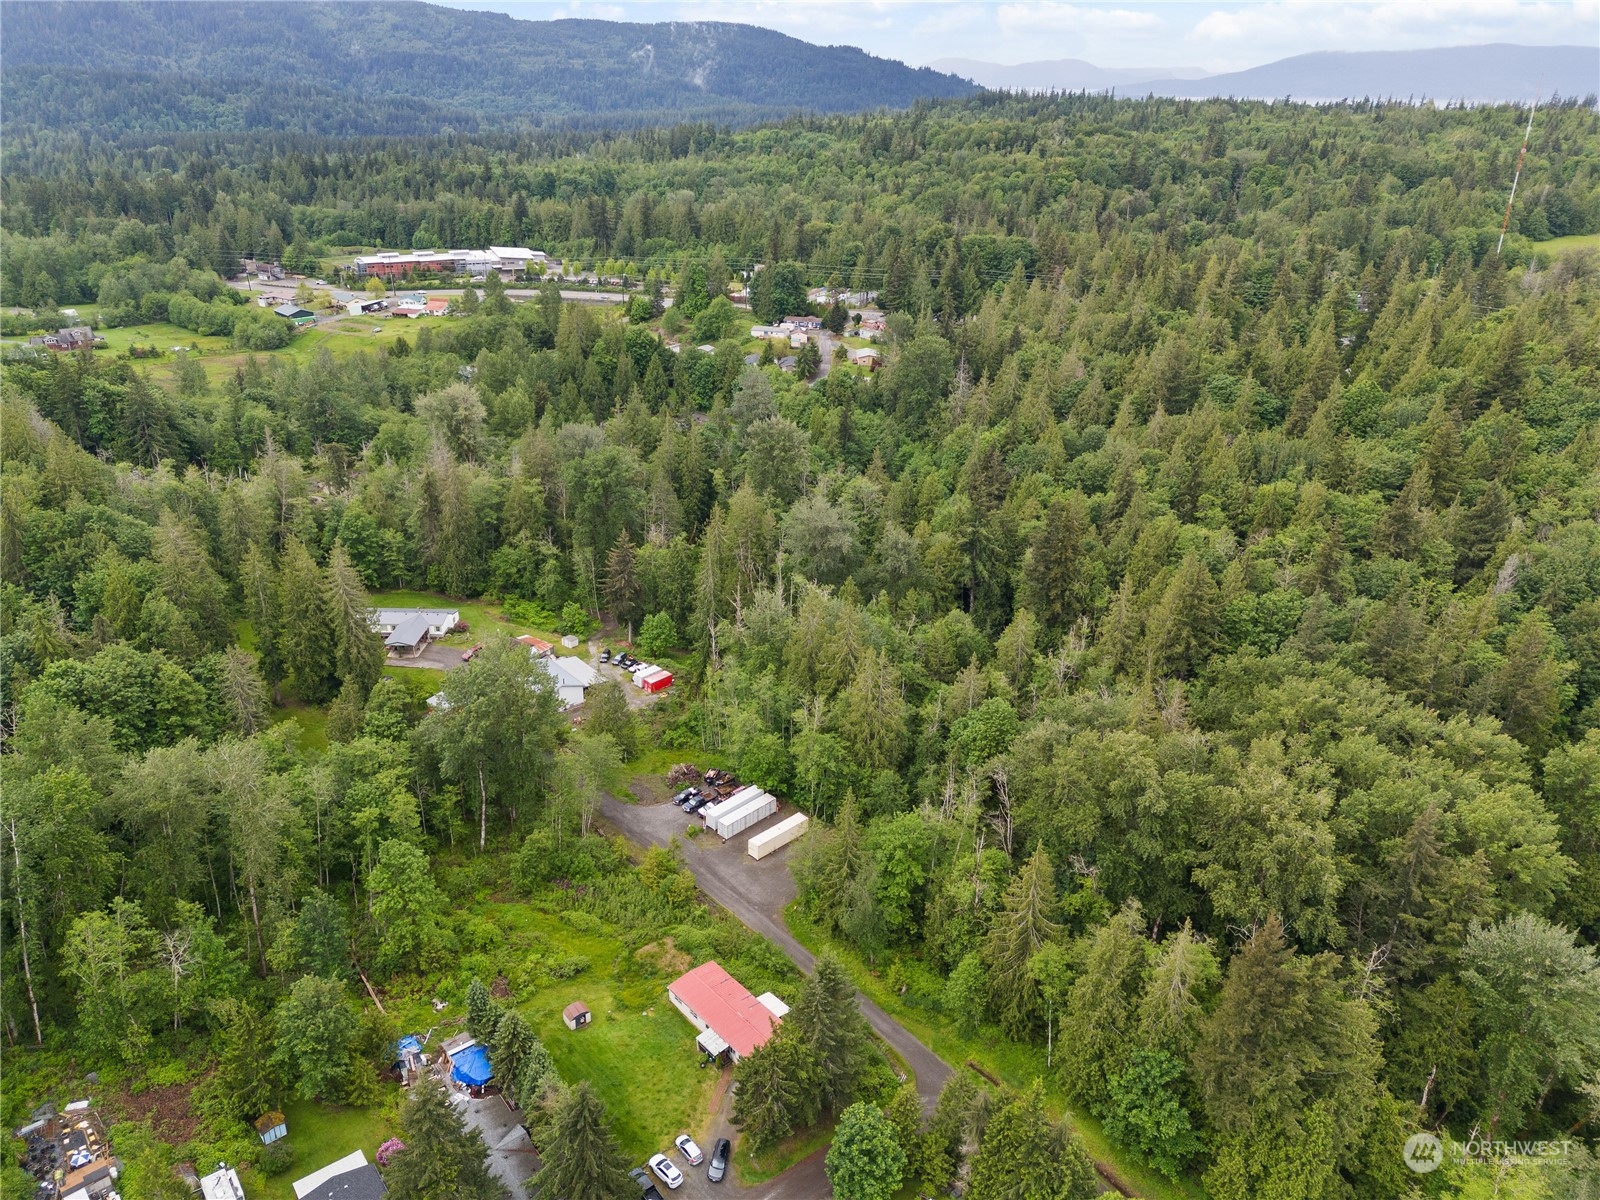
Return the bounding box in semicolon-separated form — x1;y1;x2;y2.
747;812;809;859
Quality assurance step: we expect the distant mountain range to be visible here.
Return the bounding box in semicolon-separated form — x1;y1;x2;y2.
935;44;1597;104
0;0;975;136
930;57;1211;92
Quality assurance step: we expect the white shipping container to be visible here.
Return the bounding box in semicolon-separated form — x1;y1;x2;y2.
748;813;809;859
717;793;778;839
701;785;761;828
709;791;768;838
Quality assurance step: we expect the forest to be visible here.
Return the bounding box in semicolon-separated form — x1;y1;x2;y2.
0;1;975;137
2;90;1600;1200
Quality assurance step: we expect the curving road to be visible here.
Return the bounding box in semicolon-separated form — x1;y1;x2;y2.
598;794;952;1114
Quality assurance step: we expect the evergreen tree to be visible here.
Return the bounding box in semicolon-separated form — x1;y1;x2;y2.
1136;921;1217;1058
466;977;503;1043
919;1071;978;1193
241;542;285;692
515;1039;559;1108
532;1082;632;1200
1193;915;1380;1159
788;955;875;1119
491;1010;538;1104
1059;899;1150;1112
386;1074;508;1200
1146;552;1221;678
277;536;339;702
603;529;643;635
732;1033;804;1150
325;541;385;696
965;1081;1097;1200
983;844;1061;1039
1024;493;1095;633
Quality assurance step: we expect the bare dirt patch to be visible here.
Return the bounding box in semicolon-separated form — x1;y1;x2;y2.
634;937;693;977
627;774;671;806
105;1078;202;1142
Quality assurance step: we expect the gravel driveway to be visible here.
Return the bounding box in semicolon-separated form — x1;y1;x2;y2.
598;794;953;1115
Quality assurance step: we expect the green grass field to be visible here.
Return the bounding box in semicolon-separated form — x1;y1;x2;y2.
1531;231;1600;255
256;1095;401;1200
1;314;459;388
368;590;562;648
385;903;720;1167
270;702;330;752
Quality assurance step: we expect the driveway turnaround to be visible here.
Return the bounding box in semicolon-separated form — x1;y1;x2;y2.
598;793;952;1114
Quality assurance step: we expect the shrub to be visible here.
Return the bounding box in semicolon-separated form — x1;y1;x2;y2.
636;612;679;657
558;601;598;638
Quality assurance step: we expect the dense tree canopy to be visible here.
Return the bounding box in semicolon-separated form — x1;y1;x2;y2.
2;89;1598;1198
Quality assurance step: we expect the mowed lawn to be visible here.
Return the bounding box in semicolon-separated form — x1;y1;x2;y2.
254;1093;401;1200
368;590;564;649
527;991;717;1162
481;906;719;1163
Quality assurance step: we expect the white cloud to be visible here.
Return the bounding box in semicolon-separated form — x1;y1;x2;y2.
997;2;1162;32
1189;1;1599;71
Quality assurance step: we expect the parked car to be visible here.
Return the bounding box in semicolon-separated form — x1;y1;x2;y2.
599;648;611;664
649;1153;683;1189
461;644;483;662
684;794;709;814
674;1135;704;1166
618;653;637;669
672;787;700;806
628;1166;664;1200
708;1138;731;1183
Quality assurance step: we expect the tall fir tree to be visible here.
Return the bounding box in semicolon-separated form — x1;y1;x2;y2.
532;1082;633;1200
385;1074;507;1200
983;844;1061;1039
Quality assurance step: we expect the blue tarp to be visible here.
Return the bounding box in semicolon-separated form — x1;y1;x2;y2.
450;1044;493;1087
394;1035;423;1069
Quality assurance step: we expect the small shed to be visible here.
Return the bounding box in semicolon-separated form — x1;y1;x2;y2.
255;1111;288;1144
562;1001;591;1030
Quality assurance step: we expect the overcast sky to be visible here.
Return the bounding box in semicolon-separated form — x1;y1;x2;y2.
435;0;1599;73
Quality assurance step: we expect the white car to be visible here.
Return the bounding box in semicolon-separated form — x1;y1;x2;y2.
649;1153;683;1190
674;1135;704;1166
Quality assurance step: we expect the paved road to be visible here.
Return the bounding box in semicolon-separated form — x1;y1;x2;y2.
599;794;952;1116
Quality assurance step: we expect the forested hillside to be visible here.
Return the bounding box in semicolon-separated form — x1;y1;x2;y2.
3;93;1600;1200
0;0;975;136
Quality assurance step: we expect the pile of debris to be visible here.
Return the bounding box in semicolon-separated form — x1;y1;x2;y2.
665;763;701;787
16;1102;120;1200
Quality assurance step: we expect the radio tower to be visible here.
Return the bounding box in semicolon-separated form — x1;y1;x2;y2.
1497;98;1539;256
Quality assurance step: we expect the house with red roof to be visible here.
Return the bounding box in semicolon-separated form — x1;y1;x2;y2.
666;961;788;1062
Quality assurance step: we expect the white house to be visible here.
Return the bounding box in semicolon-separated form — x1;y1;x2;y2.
846;346;881;366
540;654;598;709
369;609;459;637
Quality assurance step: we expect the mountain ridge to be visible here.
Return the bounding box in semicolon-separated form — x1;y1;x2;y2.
935;44;1596;104
0;0;977;134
